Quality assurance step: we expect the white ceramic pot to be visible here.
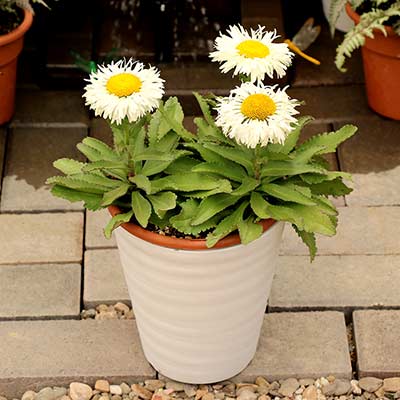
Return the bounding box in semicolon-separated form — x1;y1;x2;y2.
322;0;354;33
114;220;284;383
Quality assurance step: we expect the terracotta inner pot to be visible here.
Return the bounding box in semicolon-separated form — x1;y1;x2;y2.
108;205;276;251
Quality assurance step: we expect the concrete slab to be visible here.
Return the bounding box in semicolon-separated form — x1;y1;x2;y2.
353;310;400;378
338;119;400;206
84;249;129;308
13;90;89;125
270;255;400;316
281;207;400;256
1;127;86;212
85;209;117;249
0;263;81;320
233;312;352;382
0;212;84;265
0;320;155;398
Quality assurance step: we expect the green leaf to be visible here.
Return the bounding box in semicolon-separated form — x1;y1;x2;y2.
81;137;120;161
150;173;225;194
170;199;220;236
185;143;225;163
82;160;128;172
194;116;231;145
131;191;152;228
158;97;184;139
296;125;358;155
309;178;353;196
129;174;151;194
183;179;232;198
265;116;313;155
53;159;85;175
250;192;300;224
290;203;337;236
101;182;131;206
292;145;327;163
193;92;217;127
192;161;247;183
50;185;103;211
165;157;200;174
293;226;317;262
238;216;263;245
47;175;115;194
203;143;254;175
158;97;195;141
192;193;243;226
301;171;352;184
147;192;177;218
140;149;191;176
260;182;316;205
261;160;325;177
134;149;175;161
104;210;134;239
231;177;259;196
206;201;248;247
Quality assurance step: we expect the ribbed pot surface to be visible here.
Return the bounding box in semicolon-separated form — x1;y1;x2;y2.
115;222;284;383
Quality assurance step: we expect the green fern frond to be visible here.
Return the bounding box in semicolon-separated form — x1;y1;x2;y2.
335;4;400;71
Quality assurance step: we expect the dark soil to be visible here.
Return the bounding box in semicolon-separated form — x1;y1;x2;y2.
0;7;23;35
146;222;209;240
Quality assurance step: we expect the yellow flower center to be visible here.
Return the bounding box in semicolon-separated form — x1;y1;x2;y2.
241;93;277;120
236;39;270;58
106;73;142;97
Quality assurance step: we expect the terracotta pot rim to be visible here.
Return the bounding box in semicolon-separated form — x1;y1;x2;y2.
0;9;33;47
108;205;277;251
345;2;396;36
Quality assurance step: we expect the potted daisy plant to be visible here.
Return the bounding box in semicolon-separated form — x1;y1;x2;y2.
47;24;356;383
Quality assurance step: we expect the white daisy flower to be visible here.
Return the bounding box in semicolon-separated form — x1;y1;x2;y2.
83;59;164;125
215;82;300;148
210;25;293;82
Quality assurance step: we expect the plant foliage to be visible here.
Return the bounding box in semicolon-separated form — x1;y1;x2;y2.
329;0;400;71
47;95;356;261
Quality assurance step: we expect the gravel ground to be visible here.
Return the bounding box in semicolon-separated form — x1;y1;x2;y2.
81;303;134;320
4;376;400;400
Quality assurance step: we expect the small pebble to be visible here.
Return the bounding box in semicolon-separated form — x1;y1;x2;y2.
110;387;122;396
131;385;152;400
95;381;110;393
359;378;383;393
21;392;36;400
69;383;93;400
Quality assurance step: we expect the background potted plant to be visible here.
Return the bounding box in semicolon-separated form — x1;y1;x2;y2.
0;0;49;125
329;0;400;120
47;25;356;383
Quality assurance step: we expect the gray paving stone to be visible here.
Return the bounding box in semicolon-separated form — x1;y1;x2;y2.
270;255;400;315
0;263;81;320
233;312;352;382
0;127;87;212
281;206;400;256
338;119;400;206
85;209;117;249
13;90;89;125
353;310;400;378
0;212;83;265
288;86;376;124
84;249;129;308
0;320;155;398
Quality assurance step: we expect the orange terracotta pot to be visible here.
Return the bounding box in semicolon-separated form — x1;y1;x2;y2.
0;9;33;125
108;205;276;250
346;3;400;120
